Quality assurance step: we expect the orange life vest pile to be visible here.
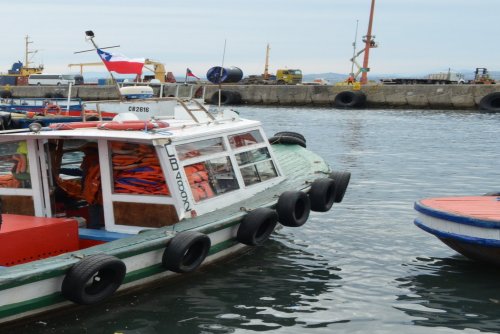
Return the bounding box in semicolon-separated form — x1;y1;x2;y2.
0;153;28;188
0;174;20;188
184;163;215;202
55;144;102;204
111;142;170;195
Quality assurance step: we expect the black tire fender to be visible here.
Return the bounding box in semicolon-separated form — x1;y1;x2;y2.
276;191;311;227
61;254;126;305
268;135;306;148
273;131;306;142
328;171;351;203
237;208;278;246
479;92;500;112
334;91;367;108
309;178;337;212
0;90;12;98
484;192;500;196
162;231;211;273
210;90;242;105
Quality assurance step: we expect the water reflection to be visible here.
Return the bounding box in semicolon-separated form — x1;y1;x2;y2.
13;239;342;333
396;256;500;332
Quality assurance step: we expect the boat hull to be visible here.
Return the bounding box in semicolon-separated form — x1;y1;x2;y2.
414;196;500;264
0;143;340;325
0;221;245;325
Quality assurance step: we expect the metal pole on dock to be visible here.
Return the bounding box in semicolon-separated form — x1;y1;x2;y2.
360;0;376;85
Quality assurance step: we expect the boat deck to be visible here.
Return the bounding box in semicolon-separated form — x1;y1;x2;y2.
416;196;500;225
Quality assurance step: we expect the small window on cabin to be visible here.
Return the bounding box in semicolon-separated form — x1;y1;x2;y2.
228;130;264;149
110;141;170;196
0;140;31;189
235;147;278;186
184;156;239;202
176;137;225;161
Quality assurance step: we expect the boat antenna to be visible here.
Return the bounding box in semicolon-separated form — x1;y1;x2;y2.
218;39;227;111
74;31;122;98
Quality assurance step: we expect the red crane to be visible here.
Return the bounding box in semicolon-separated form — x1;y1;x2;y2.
360;0;376;84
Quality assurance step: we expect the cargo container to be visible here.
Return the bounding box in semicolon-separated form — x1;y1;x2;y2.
0;76;17;86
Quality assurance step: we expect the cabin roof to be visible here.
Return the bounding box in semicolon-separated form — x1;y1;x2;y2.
0;118;262;142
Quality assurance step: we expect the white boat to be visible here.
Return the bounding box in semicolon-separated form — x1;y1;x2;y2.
0;99;350;325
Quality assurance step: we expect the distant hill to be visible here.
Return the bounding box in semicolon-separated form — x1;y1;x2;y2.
302;72;347;83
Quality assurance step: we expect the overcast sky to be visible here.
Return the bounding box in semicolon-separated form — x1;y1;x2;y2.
1;0;499;78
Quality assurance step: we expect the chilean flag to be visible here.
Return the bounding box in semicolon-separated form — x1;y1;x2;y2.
97;49;145;75
186;68;200;79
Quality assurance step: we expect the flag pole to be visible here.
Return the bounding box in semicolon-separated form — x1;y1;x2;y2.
218;39;227;110
85;31;122;100
184;69;188;85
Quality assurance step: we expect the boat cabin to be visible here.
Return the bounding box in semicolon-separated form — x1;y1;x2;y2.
0;115;284;243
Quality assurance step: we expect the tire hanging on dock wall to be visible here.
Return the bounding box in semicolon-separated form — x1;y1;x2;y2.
333;91;367;108
0;90;12;98
210;90;242;105
479;92;500;112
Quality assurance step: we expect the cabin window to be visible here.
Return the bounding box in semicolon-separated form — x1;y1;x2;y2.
235;147;278;186
184;157;239;202
110;141;170;196
228;130;264;149
176;137;225;161
46;139;100;218
0;140;31;189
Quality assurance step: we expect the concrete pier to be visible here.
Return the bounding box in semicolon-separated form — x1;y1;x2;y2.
2;84;500;109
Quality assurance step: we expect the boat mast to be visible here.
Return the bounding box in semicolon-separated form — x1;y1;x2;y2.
24;35;39;69
360;0;376;84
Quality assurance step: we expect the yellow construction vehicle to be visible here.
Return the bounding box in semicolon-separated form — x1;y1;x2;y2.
469;68;496;85
68;59;174;83
275;69;302;84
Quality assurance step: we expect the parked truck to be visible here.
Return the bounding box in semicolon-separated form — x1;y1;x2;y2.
381;70;465;85
241;68;303;85
276;69;302;84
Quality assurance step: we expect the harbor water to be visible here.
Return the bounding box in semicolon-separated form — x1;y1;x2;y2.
10;106;500;333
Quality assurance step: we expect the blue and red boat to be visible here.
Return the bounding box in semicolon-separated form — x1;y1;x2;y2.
414;195;500;265
0;97;83;114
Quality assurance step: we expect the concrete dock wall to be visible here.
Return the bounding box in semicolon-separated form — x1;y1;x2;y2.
3;84;500;109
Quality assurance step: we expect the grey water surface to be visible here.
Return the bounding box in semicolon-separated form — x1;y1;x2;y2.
13;106;500;333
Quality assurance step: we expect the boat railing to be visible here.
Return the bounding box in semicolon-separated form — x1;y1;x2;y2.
83;96;215;124
119;82;206;100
